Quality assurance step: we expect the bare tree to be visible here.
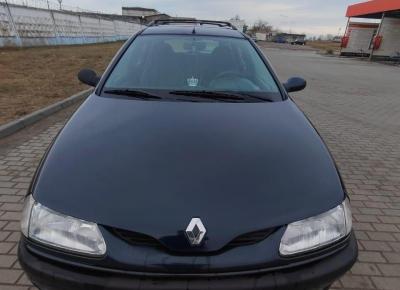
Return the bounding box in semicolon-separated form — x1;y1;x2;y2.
252;20;273;33
232;15;241;21
57;0;62;10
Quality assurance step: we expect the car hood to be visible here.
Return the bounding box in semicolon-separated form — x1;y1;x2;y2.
33;95;344;253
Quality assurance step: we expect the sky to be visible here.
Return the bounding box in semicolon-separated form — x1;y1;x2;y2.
61;0;363;36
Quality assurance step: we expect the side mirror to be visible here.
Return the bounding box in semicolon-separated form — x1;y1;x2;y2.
78;69;100;87
283;77;307;93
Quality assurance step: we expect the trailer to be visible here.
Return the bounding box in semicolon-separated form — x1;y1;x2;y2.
274;33;306;45
255;32;266;41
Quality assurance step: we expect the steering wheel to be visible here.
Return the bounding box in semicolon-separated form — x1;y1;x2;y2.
212;71;247;82
209;71;259;91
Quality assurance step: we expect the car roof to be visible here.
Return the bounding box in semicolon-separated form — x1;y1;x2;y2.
141;24;246;39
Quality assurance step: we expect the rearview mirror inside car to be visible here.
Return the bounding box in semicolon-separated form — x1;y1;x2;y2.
283;77;307;93
78;69;100;87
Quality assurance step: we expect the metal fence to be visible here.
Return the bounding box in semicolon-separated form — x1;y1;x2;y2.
1;0;105;14
0;0;142;47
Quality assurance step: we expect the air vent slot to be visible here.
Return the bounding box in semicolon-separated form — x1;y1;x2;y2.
111;228;160;247
227;229;276;247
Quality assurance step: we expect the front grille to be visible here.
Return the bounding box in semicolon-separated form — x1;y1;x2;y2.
110;227;276;250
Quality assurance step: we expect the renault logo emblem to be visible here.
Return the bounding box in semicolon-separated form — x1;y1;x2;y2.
185;218;206;246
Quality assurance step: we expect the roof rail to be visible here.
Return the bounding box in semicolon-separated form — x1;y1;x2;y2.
149;19;237;30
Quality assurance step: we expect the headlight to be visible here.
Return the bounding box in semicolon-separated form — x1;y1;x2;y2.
279;199;352;256
20;195;106;256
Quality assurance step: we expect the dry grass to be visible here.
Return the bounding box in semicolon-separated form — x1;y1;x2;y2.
307;41;341;54
0;42;124;125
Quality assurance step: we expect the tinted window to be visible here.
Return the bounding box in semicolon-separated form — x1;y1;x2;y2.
105;35;281;97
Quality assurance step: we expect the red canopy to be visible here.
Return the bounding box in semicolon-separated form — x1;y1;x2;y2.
346;0;400;17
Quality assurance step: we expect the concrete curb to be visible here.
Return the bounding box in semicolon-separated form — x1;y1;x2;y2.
0;88;93;139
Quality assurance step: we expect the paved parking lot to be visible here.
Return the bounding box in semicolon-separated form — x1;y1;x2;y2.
0;46;399;289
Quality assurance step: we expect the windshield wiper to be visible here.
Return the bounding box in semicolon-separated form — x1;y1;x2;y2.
104;89;162;100
236;93;274;102
170;90;245;102
170;90;273;102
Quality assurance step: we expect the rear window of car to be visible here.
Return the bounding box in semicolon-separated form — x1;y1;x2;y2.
105;35;281;99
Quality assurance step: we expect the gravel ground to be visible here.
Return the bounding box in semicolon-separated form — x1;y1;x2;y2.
0;42;123;125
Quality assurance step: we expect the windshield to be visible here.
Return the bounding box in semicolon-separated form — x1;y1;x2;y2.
104;35;282;101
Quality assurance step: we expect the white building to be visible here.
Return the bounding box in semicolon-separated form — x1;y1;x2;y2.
228;18;245;33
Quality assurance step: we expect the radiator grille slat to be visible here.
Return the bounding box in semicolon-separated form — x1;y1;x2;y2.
110;227;276;250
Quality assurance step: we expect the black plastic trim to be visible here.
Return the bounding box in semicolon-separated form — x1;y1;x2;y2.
19;233;357;290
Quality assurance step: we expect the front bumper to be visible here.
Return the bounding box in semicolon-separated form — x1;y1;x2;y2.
19;233;357;290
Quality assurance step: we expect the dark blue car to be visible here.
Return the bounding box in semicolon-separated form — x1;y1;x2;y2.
19;20;357;290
